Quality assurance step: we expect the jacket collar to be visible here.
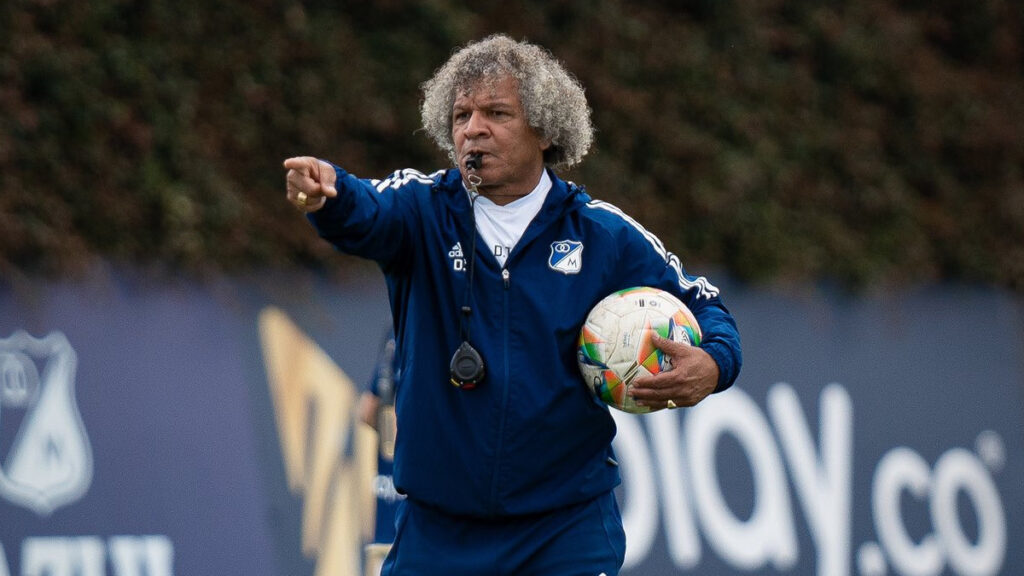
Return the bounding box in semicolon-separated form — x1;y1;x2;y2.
438;168;586;217
437;168;590;264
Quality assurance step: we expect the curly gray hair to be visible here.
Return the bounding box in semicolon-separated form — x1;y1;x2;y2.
420;34;594;171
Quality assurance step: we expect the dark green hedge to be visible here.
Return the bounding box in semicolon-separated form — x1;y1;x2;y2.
2;0;1022;290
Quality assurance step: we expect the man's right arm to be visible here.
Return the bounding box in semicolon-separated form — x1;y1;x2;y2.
283;156;416;267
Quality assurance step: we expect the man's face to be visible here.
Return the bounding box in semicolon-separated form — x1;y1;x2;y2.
452;75;550;202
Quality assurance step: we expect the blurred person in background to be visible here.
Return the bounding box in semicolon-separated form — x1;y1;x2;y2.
358;328;403;575
284;34;741;576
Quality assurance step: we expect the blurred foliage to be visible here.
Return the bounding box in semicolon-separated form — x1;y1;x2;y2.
1;0;1021;290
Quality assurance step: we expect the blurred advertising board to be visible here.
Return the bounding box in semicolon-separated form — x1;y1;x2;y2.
0;274;1021;576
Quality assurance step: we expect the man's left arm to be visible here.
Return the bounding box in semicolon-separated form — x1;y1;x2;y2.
628;257;742;410
686;293;742;393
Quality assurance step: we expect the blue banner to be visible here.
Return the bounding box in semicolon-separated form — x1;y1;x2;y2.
1;275;1021;576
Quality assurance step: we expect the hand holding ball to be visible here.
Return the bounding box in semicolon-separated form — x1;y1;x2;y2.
578;287;701;414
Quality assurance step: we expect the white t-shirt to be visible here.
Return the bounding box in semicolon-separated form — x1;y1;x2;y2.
468;170;552;267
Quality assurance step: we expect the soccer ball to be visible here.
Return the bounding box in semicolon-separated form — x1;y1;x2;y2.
577;287;702;414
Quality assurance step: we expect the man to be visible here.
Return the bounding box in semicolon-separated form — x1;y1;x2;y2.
284;34;740;576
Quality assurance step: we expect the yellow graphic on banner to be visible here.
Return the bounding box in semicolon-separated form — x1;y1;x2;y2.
258;307;378;576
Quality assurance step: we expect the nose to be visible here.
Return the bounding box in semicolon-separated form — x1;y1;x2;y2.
463;110;488;139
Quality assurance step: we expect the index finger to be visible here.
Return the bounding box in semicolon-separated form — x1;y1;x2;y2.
283;157;337;197
282;156;314;172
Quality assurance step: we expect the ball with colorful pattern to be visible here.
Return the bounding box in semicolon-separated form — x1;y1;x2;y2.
577;286;702;414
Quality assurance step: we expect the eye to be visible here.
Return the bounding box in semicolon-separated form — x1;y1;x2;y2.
453;110;470;123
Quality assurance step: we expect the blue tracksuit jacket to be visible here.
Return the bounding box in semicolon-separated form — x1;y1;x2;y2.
310;165;741;518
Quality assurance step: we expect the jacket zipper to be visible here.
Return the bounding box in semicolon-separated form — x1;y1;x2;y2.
490;268;512;512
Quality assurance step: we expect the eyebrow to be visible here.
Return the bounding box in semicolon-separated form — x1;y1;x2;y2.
452;97;517;111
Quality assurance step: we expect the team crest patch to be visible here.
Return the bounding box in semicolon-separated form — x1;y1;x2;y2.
0;330;92;516
549;240;583;274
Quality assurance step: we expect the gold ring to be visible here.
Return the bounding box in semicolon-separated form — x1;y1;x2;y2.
666;399;678;409
296;191;308;206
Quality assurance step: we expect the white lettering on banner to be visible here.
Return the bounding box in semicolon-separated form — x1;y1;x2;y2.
0;537;172;576
648;410;700;568
612;415;658;567
686;386;798;571
108;536;175;576
23;537;105;576
932;450;1006;576
769;383;852;576
873;448;940;576
871;448;1006;576
613;383;1009;576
